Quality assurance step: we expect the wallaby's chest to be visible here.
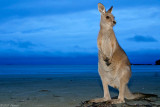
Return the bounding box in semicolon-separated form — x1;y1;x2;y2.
98;33;113;51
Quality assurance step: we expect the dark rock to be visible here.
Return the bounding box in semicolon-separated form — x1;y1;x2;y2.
155;59;160;65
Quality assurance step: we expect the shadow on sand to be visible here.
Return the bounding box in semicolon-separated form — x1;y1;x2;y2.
79;94;160;107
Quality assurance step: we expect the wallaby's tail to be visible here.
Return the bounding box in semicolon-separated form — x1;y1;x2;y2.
124;86;157;100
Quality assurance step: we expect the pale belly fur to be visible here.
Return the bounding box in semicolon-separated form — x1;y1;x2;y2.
98;59;120;89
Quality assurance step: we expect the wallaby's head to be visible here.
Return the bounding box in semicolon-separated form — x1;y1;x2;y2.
98;3;116;28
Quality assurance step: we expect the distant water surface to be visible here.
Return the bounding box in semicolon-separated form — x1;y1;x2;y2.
0;65;160;75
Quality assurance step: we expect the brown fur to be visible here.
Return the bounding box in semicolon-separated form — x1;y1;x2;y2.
88;3;144;104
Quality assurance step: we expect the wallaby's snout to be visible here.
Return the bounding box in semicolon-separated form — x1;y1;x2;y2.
113;20;116;25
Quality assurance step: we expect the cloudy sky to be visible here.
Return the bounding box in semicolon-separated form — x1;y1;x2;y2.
0;0;160;64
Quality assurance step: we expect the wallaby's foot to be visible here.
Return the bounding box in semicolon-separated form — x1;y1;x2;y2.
85;97;109;103
107;99;125;104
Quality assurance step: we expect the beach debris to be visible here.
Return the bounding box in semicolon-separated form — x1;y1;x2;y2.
80;95;160;107
39;89;50;92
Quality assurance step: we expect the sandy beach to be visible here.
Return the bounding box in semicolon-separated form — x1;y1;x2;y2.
0;65;160;107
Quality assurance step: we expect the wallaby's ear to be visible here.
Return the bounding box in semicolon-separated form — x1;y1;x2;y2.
98;3;106;14
107;6;113;13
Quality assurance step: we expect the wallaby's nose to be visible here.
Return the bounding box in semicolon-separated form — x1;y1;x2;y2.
113;21;116;24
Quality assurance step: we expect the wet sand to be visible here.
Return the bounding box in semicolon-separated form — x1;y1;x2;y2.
0;71;160;107
0;72;160;107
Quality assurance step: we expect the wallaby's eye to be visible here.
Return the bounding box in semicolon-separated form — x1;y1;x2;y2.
106;16;110;19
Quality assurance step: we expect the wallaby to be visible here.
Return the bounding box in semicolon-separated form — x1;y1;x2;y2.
87;3;153;104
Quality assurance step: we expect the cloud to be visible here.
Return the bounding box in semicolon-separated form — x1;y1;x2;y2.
0;40;36;48
0;0;98;21
0;9;99;56
0;1;160;60
126;49;160;64
127;35;158;42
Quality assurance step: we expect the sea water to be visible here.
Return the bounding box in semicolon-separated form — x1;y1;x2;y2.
0;65;160;75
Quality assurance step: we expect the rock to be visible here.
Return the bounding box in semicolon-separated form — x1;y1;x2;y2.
155;59;160;65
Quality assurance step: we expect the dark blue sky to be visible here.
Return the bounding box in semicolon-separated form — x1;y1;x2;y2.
0;0;160;64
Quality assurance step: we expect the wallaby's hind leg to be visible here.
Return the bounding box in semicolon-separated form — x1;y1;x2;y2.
87;79;110;103
108;81;126;104
110;67;131;104
118;81;126;102
101;75;111;100
125;85;135;99
87;68;111;103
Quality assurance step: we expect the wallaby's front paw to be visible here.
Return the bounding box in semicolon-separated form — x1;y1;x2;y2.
104;57;111;66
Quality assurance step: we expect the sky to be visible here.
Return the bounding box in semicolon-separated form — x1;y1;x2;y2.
0;0;160;64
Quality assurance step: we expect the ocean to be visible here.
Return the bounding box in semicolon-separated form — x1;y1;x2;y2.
0;65;160;75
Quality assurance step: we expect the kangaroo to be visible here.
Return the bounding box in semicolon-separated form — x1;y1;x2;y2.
87;3;149;104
